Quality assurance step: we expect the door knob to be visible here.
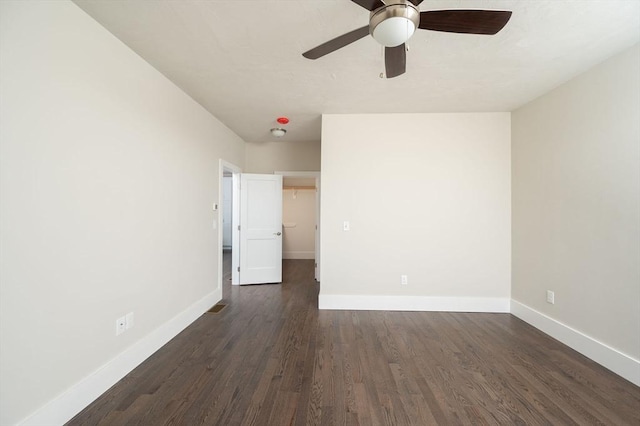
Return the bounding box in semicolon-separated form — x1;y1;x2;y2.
274;232;282;236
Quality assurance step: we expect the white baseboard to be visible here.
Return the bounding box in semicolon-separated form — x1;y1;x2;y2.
511;300;640;386
283;251;315;260
18;288;222;426
318;294;510;313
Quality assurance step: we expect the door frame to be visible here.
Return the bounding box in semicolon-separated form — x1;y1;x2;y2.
218;160;241;293
274;171;321;281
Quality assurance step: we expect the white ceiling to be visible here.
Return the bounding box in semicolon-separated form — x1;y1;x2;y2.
73;0;640;144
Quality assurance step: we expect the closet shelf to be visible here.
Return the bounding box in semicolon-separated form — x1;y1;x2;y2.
283;186;316;190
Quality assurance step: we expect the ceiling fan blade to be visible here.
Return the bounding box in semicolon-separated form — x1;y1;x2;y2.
302;26;370;60
385;44;406;79
419;10;512;35
351;0;385;11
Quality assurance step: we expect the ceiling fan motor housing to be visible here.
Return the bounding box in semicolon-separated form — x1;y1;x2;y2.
370;0;420;47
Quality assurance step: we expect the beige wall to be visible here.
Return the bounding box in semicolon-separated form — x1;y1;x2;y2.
320;113;511;309
245;140;320;173
0;2;245;424
512;45;640;360
283;188;316;259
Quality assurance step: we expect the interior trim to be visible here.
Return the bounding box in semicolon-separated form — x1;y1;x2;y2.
318;294;510;312
511;299;640;386
17;289;221;426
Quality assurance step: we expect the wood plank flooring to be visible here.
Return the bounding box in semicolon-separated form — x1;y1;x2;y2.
68;259;640;425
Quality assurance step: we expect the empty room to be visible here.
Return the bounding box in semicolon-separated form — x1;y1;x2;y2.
1;0;638;425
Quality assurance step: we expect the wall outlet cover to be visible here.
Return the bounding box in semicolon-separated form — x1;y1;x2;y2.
116;317;126;336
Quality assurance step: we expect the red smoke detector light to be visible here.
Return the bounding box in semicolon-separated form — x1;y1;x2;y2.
277;117;290;125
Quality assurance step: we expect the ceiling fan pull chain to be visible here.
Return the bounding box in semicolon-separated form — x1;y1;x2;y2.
405;6;410;53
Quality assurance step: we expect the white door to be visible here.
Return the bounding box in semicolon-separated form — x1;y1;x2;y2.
314;176;320;282
239;173;283;285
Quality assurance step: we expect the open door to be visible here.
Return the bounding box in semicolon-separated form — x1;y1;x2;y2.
314;175;320;282
239;173;283;285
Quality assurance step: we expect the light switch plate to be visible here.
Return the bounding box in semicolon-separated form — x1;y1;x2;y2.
546;290;555;304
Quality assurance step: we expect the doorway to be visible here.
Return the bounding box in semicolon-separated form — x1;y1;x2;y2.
220;168;320;291
275;171;321;281
218;160;241;300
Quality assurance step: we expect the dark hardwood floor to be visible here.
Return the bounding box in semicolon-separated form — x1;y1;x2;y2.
68;258;640;425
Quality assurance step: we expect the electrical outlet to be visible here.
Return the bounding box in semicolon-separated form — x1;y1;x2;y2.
343;221;350;231
116;316;126;336
125;312;134;330
546;290;555;304
401;275;408;285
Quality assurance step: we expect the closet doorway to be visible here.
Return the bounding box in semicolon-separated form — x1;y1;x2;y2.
275;171;321;281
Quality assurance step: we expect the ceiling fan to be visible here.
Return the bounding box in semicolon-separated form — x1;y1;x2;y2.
302;0;512;78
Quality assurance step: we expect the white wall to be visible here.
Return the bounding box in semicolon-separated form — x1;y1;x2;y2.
0;2;245;425
320;113;511;311
512;44;640;380
245;140;320;173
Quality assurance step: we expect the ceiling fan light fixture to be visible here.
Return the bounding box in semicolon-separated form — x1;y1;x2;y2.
270;127;287;137
370;1;420;47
